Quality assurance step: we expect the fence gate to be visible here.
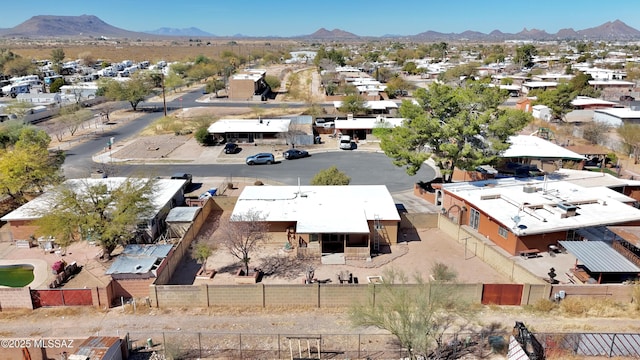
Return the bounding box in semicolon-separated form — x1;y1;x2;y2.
482;284;523;305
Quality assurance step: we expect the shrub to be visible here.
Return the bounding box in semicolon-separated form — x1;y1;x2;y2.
194;127;213;146
559;297;587;315
531;299;557;313
254;180;264;186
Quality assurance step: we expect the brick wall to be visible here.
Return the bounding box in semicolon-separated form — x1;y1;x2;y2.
0;287;33;310
112;278;156;300
7;220;39;241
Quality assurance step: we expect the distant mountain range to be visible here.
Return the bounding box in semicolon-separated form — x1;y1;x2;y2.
1;15;639;41
145;27;214;37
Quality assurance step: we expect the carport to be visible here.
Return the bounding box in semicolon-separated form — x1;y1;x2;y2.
559;241;640;284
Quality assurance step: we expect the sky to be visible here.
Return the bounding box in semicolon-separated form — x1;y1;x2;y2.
2;0;640;37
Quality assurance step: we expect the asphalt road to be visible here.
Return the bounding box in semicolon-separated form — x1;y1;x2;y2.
60;90;436;191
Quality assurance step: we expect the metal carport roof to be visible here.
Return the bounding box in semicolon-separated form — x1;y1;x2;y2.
559;241;640;273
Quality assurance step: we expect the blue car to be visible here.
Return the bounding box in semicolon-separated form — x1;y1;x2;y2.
245;153;275;165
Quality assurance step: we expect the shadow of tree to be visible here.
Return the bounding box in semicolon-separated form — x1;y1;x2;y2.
259;253;318;280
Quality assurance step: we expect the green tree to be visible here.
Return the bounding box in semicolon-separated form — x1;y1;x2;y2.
193;243;213;272
532;83;576;121
349;268;472;360
402;61;418;75
0;120;29;148
218;209;270;276
0;127;63;204
194;127;214;145
3;57;36;77
514;44;538;69
100;74;154;111
35;177;157;258
338;93;367;115
264;75;281;91
439;62;480;83
380;83;531;182
49;77;65;93
385;76;413;99
618;123;640;161
50;48;65;74
205;78;226;97
310;166;351;185
164;70;186;92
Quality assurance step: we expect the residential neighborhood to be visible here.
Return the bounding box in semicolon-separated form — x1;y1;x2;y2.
4;7;640;359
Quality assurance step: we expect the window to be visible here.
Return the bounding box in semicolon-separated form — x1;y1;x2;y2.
498;226;508;238
470;208;480;230
309;234;318;242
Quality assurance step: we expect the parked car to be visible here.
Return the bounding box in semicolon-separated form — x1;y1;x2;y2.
283;149;310;160
170;172;193;190
224;143;239;154
246;153;275;165
339;135;354;150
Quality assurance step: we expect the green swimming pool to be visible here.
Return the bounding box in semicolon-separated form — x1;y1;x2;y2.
0;264;35;287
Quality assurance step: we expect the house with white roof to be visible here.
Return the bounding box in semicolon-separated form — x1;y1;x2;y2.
438;176;640;257
231;185;401;263
332;100;399;115
207;118;292;144
521;81;558;94
0;177;187;243
593;107;640;127
334;115;405;140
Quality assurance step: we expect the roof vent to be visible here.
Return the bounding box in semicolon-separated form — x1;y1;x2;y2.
523;185;537;193
556;202;577;217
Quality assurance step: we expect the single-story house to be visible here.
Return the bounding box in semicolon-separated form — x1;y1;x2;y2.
0;177;186;243
570;96;617;110
334;115;405;140
16;92;61;105
332;100;399;115
437;177;640;256
593;107;640;127
500;134;586;171
207;118;292;144
231;185;401;263
522;81;558;94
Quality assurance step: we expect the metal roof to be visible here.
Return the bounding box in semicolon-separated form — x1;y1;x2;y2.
502;135;586;160
608;226;640;248
559;241;640;273
105;244;173;275
166;206;201;222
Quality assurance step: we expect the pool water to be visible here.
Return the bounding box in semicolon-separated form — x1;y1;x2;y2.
0;264;35;287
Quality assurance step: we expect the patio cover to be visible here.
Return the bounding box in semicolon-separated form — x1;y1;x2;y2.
296;206;369;234
559;241;640;273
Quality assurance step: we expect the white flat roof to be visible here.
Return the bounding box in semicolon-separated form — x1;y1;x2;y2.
1;177;185;222
232;185;400;233
594;108;640;119
335;117;405;130
443;177;640;236
589;80;635;86
333;100;399;110
502;135;586;160
522;81;558;88
207;118;291;134
571;96;617;107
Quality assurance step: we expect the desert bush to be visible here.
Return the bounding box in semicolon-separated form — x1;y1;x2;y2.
633;283;640;311
254;180;264;185
559;297;587;315
530;298;557;313
194;127;213;146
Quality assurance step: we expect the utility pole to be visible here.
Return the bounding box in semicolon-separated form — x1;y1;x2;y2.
161;71;167;117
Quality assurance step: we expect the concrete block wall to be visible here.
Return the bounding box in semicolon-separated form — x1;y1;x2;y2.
264;284;319;307
319;285;370;307
208;285;264;307
0;287;33;310
152;285;208;308
400;213;438;230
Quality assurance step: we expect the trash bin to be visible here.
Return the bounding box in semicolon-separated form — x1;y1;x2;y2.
146;338;153;349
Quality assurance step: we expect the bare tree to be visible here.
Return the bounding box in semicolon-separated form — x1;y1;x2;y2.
218;209;270;275
582;120;611;145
